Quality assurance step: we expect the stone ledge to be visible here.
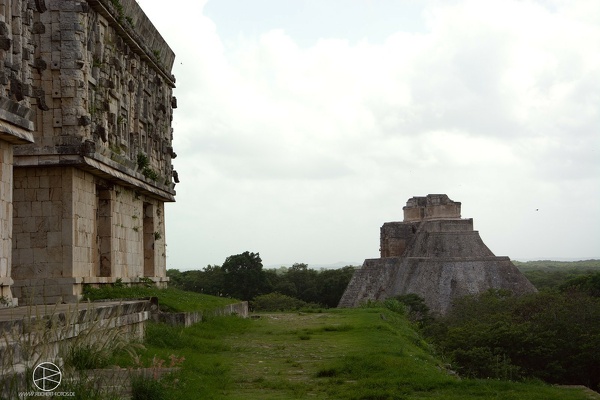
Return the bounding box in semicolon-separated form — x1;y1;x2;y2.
13;152;176;201
0;120;34;145
405;256;512;262
0;97;35;131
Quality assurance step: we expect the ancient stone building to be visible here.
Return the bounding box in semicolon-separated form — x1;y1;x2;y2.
339;194;537;315
0;0;177;305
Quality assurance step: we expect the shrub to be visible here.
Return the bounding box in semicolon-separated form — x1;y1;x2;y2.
383;298;406;315
251;292;308;311
427;289;600;389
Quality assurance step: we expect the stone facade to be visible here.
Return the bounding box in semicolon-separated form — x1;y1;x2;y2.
0;0;177;305
339;194;537;315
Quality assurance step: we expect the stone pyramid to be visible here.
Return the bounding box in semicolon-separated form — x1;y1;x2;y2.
338;194;537;315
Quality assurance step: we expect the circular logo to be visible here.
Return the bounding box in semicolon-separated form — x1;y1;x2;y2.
32;362;62;392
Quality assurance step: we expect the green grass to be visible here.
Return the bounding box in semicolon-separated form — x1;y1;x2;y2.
83;286;238;312
135;308;594;399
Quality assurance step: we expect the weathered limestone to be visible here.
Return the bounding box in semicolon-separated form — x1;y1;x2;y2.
339;194;537;315
0;0;177;304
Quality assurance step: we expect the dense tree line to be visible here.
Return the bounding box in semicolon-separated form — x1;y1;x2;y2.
167;251;356;308
420;272;600;391
515;259;600;290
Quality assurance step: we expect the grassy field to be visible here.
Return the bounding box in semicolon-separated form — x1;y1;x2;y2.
137;307;595;400
82;285;238;312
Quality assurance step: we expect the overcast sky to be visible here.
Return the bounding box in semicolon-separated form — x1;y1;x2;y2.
137;0;599;270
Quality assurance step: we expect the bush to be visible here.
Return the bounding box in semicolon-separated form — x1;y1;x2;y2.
251;292;308;311
383;298;406;315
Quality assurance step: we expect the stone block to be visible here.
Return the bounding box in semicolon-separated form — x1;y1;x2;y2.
47;231;61;247
39;176;50;188
41;202;53;216
28;177;40;189
31;231;47;248
31;202;42;216
13;188;24;201
33;248;47;263
36;188;50;201
47;246;62;262
15;233;30;249
16;202;31;218
22;217;37;233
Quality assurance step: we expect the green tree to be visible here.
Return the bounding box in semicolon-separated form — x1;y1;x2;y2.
196;265;225;296
286;263;319;303
316;266;355;307
166;269;184;287
560;272;600;297
221;251;267;301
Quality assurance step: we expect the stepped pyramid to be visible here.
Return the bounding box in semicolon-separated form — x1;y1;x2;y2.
338;194;537;315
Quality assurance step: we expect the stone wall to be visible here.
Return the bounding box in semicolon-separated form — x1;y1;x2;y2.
0;300;151;381
154;302;249;327
12;166;168;303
